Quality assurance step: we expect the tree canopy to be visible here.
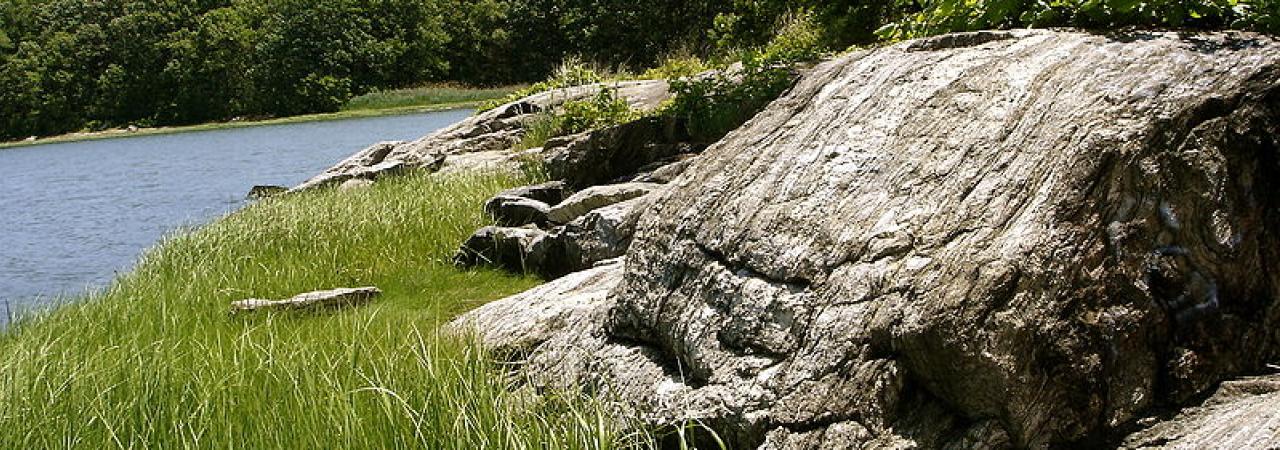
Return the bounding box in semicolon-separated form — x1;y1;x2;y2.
1;0;1276;139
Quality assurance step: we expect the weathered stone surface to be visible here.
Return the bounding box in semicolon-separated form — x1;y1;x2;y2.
231;287;381;313
454;226;546;273
533;196;652;279
1120;374;1280;449
490;181;568;206
560;197;649;271
295;81;671;191
290;141;407;191
467;193;652;279
543;117;707;188
546;182;660;224
482;181;568;227
632;154;698;184
485;196;552;226
452;30;1280;448
434;150;525;176
449;258;624;355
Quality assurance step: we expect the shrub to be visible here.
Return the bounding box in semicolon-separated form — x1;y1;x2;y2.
516;112;560;150
660;11;826;141
1237;0;1280;33
516;87;639;150
640;55;712;80
555;87;639;134
877;0;1278;40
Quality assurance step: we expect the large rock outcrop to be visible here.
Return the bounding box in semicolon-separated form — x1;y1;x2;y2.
453;30;1280;448
293;80;671;191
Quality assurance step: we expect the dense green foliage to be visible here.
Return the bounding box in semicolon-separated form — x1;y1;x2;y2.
555;87;638;135
2;0;1278;139
0;0;451;138
880;0;1280;40
0;0;739;140
660;12;826;142
0;170;655;448
513;86;638;150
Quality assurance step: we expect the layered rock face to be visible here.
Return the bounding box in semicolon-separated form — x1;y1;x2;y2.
454;30;1280;448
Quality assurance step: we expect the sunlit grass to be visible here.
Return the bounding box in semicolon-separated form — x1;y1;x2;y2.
343;84;524;112
0;170;644;449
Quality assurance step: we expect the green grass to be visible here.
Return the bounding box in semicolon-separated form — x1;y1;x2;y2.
515;112;561;151
0;170;644;449
342;84;523;112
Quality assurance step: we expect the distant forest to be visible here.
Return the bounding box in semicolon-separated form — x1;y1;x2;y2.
1;0;1276;139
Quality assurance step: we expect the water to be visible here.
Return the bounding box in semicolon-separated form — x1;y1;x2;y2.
0;109;472;320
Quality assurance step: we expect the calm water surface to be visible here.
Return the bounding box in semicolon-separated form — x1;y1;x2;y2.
0;109;471;319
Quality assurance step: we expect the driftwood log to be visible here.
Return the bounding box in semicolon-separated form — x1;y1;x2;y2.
231;287;381;314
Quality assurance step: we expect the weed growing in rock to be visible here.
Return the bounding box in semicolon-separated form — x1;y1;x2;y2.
660;11;826;141
478;57;606;112
515;87;640;150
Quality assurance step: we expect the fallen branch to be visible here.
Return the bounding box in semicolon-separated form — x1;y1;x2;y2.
231;287;381;314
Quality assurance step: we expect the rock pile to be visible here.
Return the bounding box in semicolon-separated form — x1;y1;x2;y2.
455;180;670;279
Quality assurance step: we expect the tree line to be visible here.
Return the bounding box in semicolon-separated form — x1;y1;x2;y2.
1;0;1276;140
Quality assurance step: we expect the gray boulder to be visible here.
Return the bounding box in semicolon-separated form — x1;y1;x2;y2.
491;181;568;206
447;258;624;357
543;117;706;189
559;197;648;272
546;182;661;224
454;226;547;273
433;150;524;176
632;155;698;184
290;141;406;192
337;178;375;191
1120;374;1280;449
527;196;652;279
453;30;1280;448
485;196;553;226
483;181;569;227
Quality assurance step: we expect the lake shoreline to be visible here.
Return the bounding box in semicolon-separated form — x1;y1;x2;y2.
0;108;475;311
0;101;483;150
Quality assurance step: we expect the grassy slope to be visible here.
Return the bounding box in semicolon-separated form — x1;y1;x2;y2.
342;84;526;112
0;170;636;448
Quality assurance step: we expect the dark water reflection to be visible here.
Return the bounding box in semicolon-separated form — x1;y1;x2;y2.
0;109;470;320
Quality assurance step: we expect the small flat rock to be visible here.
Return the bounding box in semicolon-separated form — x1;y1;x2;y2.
231;287;381;314
454;226;548;272
492;181;568;206
338;179;375;191
484;195;552;226
546;182;660;224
